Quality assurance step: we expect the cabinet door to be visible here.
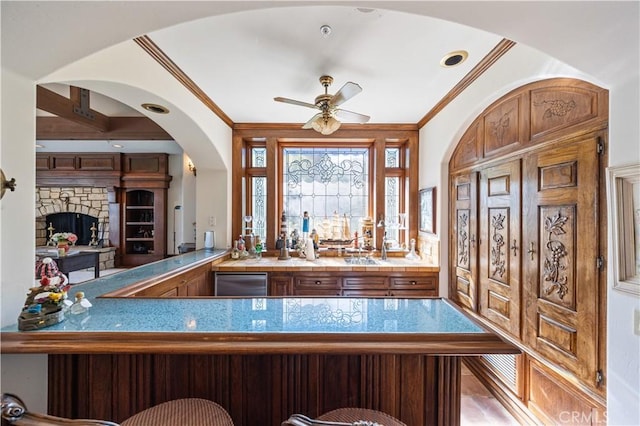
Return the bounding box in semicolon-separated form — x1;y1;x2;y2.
479;160;521;338
450;172;478;310
522;136;600;385
269;275;292;296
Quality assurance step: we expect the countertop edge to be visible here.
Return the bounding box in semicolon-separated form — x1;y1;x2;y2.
0;330;520;355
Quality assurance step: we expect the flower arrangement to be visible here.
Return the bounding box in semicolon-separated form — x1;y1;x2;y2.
51;232;78;245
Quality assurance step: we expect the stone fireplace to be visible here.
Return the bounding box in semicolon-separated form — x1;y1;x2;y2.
35;186;115;269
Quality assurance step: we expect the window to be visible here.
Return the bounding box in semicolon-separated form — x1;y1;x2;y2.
245;144;267;241
282;146;369;240
233;128;417;251
383;145;408;247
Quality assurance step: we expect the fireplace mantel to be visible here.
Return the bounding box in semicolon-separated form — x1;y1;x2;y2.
36;153;172;267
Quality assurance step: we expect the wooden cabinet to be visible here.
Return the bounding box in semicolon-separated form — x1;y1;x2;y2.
129;262;214;297
448;78;607;423
269;274;292;296
122;189;165;266
342;276;388;297
522;135;601;385
478;159;521;338
451;172;479;311
271;272;438;297
388;275;437;297
119;154;171;267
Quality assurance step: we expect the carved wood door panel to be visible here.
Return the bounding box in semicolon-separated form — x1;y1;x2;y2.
479;160;521;338
451;172;478;310
522;136;600;385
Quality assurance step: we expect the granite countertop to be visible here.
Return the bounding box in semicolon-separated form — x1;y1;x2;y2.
1;249;519;356
214;254;439;272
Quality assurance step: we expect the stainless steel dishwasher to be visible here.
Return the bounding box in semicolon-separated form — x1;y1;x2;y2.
214;272;268;296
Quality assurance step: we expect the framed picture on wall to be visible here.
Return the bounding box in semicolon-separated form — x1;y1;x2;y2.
608;164;640;296
419;187;436;234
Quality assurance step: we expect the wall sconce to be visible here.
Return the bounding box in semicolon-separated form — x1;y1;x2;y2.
187;161;197;177
0;168;17;200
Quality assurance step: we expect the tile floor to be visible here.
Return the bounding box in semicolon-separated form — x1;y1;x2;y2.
461;362;520;425
68;267;520;425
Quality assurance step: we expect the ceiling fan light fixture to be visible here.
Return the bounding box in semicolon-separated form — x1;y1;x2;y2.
311;115;341;135
274;74;367;135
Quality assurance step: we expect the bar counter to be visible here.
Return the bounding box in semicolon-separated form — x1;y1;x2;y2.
1;250;517;425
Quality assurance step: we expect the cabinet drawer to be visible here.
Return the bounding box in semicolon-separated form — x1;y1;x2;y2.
390;289;437;297
389;275;437;290
295;289;342;296
343;289;389;297
342;276;386;288
294;275;341;289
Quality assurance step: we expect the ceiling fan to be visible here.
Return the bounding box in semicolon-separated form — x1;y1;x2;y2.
274;75;370;135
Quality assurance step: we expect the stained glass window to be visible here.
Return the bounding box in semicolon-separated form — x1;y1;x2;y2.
385;176;400;242
385;148;399;168
282;147;369;239
251;147;266;167
251;176;266;240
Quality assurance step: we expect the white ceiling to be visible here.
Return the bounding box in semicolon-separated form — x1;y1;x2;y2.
3;1;639;152
147;6;501;124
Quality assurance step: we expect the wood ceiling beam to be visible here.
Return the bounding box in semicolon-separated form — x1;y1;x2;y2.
37;85;110;132
36;116;173;140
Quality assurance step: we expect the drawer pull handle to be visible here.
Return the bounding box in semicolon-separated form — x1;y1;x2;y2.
315;280;321;285
410;281;417;285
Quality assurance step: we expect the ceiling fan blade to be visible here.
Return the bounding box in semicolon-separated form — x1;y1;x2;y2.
335;108;370;123
274;97;319;109
330;82;362;106
302;112;323;129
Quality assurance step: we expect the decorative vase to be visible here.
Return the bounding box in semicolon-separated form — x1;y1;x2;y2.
57;240;69;256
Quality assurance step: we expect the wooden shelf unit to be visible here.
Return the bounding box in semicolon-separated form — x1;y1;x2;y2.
119;154;171;267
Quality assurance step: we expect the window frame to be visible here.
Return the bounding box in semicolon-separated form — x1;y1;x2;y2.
233;127;418;251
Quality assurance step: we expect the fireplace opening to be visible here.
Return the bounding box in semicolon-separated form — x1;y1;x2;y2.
46;213;99;246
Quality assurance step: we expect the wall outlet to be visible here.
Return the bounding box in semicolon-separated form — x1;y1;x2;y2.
635;309;640;336
208;216;216;227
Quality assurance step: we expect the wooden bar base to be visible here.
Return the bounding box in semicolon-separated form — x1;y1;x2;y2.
49;354;461;426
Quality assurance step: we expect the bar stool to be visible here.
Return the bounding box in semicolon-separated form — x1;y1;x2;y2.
318;408;405;425
282;407;406;425
1;393;234;426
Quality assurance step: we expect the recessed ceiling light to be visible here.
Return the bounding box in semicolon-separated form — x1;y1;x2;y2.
35;144;44;148
141;103;170;114
440;50;468;68
320;25;332;38
112;144;123;148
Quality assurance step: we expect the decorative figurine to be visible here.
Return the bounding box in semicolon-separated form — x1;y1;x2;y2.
70;291;92;315
302;211;310;236
405;238;420;260
20;257;72;331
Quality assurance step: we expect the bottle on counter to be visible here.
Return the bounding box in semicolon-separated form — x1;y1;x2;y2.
237;235;248;257
231;240;240;259
69;291;92;315
255;236;263;259
305;237;316;261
